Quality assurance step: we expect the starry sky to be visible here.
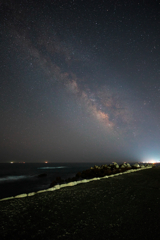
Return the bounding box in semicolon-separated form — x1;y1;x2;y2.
0;0;160;163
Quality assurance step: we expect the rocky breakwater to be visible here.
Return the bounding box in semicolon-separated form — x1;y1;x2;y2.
49;162;152;188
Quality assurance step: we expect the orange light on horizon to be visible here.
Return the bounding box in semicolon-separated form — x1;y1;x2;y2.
45;161;48;163
142;159;159;164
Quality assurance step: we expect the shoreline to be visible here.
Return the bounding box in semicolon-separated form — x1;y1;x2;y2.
0;162;154;202
1;166;160;239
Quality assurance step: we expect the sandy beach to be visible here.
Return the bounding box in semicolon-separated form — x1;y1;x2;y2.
0;166;160;240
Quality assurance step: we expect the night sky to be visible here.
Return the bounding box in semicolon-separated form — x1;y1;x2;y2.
0;0;160;163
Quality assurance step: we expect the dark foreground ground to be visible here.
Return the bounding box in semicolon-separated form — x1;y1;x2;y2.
0;167;160;240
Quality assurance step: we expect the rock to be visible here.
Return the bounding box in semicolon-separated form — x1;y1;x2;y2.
81;169;95;179
49;176;65;188
120;168;127;172
109;163;119;169
80;167;116;179
112;168;119;174
76;172;81;178
100;165;108;169
104;169;112;175
125;163;131;168
120;164;126;168
132;163;140;168
144;164;152;167
93;165;99;169
55;176;64;183
70;176;79;182
152;164;156;168
81;170;88;178
94;165;104;169
114;164;119;168
119;163;131;169
65;177;72;183
101;164;108;168
140;164;145;168
49;180;58;188
49;161;152;189
37;173;47;178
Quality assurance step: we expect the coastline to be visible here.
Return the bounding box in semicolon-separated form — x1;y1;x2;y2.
0;163;153;202
0;166;160;239
1;166;160;239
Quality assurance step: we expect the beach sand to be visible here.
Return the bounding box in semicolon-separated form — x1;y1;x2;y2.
0;167;160;240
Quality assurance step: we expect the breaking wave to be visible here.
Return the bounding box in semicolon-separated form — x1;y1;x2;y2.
37;166;67;170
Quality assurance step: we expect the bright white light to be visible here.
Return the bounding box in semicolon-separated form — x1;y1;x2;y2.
142;159;160;164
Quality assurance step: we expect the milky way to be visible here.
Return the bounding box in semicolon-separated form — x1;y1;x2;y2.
10;20;134;136
0;1;160;162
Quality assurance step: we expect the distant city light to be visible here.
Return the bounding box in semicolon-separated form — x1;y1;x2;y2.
10;162;14;164
142;159;160;164
45;161;48;163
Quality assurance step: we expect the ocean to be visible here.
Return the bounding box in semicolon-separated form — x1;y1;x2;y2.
0;162;107;199
0;161;159;199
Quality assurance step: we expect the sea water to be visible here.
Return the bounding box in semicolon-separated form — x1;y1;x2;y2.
0;161;159;199
0;162;104;199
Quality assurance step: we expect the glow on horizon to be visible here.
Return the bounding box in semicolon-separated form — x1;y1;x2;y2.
142;159;160;164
